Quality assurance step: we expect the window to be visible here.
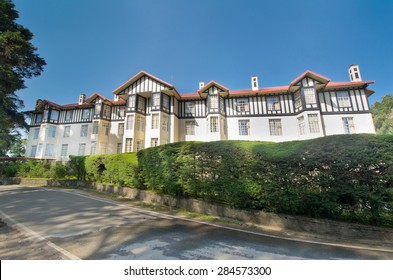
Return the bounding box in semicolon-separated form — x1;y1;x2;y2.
237;98;250;112
297;116;305;135
267;96;280;111
343;117;355;134
33;128;40;139
136;116;145;131
95;103;102;115
117;143;123;153
103;105;111;118
210;116;219;132
43;109;49;121
78;143;86;156
30;145;37;158
220;97;225;113
151;114;159;129
162;115;169;132
185;101;195;114
50;110;59;121
152;92;160;107
82;109;90;120
269;119;282;136
355;72;359;79
128;95;135;108
304;87;316;104
118;123;124;136
65;110;73;121
103;123;110;136
136;140;144;152
63;126;71;137
126;115;134;130
151;138;159;147
35;113;43;123
92;121;99;134
238;120;250;136
209;95;218;110
37;144;43;157
308;114;320;133
185;121;195;135
44;144;54;157
61;144;68;157
125;138;133;152
294;92;302;109
137;96;146;112
48;126;56;138
337;92;351;108
90;141;97;154
162;94;170;110
80;125;88;137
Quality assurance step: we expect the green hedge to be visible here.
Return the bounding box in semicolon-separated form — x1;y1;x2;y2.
137;135;393;226
5;134;393;226
80;153;140;187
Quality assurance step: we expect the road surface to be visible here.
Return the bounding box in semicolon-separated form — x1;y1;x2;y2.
0;185;392;260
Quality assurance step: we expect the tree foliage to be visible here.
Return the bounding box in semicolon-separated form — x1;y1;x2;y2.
0;0;46;155
371;94;393;134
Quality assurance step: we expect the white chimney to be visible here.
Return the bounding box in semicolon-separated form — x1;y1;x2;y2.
251;76;259;91
78;94;86;105
199;81;205;89
348;64;362;82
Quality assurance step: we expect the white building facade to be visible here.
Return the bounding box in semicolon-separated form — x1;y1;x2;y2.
26;65;376;161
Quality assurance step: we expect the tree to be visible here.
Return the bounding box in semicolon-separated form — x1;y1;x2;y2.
0;0;46;155
9;137;26;157
371;94;393;134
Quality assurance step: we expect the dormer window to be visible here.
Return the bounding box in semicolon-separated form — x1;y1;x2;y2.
128;95;135;108
82;109;90;120
95;103;102;115
304;87;316;104
236;98;250;112
209;95;218;110
267;96;280;111
35;113;43;123
152;92;160;107
337;91;351;107
185;101;195;114
50;110;59;122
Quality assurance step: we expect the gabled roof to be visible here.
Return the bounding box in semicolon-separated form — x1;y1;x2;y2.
290;70;331;86
34;93;125;112
113;70;174;94
198;80;229;93
86;92;125;105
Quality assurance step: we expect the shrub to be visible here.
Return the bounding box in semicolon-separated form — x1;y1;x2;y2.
138;135;393;226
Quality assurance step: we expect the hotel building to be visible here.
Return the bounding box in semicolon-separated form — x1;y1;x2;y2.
25;65;375;161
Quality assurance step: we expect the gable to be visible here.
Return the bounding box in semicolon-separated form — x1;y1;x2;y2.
113;71;173;95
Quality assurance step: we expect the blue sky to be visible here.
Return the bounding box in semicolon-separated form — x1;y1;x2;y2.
13;0;393;111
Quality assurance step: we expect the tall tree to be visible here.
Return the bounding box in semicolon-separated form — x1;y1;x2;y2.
0;0;46;156
371;94;393;134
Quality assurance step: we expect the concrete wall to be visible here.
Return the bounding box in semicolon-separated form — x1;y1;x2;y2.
2;177;393;242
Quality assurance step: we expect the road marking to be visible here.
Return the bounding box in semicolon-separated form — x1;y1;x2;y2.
50;188;393;254
0;210;81;260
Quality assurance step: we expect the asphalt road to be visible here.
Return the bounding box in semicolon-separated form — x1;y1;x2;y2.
0;185;392;260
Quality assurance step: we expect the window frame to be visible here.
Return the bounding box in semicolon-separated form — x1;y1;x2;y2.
238;119;250;136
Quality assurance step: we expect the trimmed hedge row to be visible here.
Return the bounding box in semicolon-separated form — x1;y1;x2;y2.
5;134;392;226
137;135;393;226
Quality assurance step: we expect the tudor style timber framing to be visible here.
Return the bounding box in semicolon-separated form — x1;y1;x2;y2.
26;66;376;161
